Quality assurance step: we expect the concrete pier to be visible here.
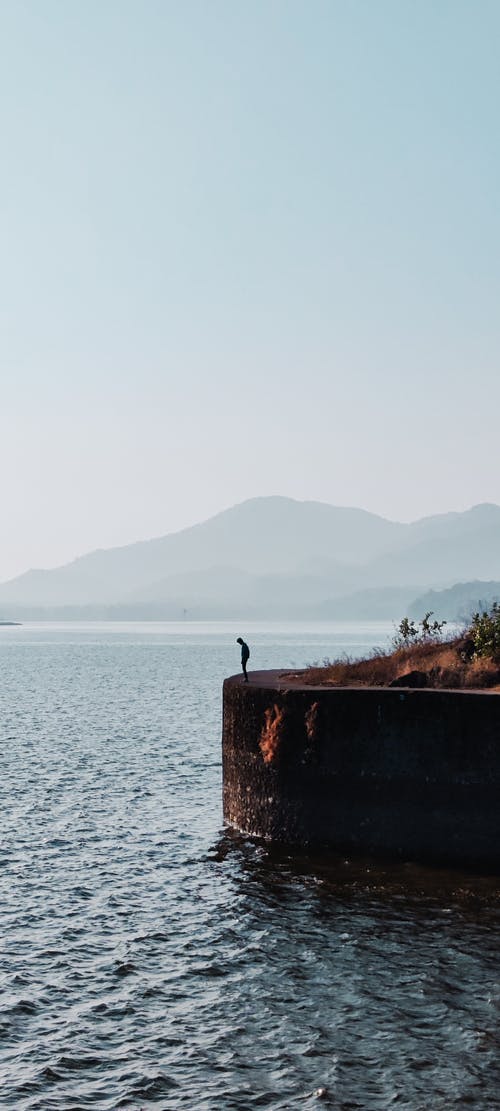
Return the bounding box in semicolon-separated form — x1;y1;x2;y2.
222;671;500;869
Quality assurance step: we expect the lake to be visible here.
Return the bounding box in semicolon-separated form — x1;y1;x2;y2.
0;621;498;1109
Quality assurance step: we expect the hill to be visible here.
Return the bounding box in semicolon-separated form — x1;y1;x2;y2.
1;497;500;617
0;497;402;607
409;581;500;623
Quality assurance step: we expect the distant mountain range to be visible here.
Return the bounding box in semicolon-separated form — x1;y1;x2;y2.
1;496;500;620
409;581;500;623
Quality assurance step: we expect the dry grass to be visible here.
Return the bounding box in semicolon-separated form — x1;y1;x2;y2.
301;634;500;690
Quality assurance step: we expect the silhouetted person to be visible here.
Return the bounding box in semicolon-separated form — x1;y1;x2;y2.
236;637;250;682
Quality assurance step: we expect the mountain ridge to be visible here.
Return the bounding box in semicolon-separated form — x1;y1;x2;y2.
1;496;499;614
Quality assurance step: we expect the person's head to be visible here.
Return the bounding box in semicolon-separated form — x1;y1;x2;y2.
236;637;243;645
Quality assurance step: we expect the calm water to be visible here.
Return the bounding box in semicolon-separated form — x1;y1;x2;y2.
0;621;498;1111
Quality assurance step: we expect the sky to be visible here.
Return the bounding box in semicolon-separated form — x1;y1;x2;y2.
1;0;499;581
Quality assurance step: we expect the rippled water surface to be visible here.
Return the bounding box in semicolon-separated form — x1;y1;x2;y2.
1;621;498;1110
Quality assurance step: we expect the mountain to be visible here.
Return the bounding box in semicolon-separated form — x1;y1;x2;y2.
365;504;500;588
0;497;403;606
409;581;500;623
1;497;500;617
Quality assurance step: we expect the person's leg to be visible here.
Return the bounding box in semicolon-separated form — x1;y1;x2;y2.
243;661;248;682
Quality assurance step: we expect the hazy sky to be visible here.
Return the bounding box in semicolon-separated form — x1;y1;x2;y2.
1;0;499;581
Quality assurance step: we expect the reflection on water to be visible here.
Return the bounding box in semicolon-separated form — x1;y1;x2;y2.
209;833;500;1109
212;828;500;907
0;622;498;1110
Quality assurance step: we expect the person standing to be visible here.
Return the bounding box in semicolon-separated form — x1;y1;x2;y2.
236;637;250;682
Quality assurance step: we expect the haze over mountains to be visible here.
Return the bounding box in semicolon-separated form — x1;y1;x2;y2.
1;497;500;620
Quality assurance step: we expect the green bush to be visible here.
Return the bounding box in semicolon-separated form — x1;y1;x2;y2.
470;603;500;661
393;611;446;649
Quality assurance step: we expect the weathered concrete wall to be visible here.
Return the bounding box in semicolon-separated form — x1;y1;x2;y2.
222;671;500;869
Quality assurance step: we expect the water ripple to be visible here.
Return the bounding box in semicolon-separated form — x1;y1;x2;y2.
0;623;498;1109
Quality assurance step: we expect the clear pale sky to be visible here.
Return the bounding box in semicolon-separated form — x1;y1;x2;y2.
1;0;499;581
